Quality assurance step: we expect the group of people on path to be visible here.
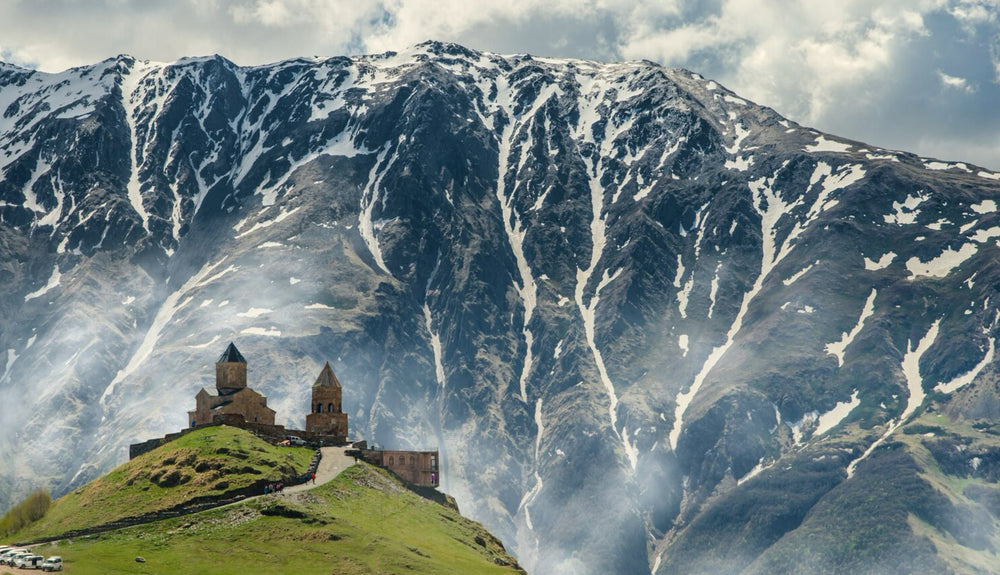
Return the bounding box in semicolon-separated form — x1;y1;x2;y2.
263;473;316;494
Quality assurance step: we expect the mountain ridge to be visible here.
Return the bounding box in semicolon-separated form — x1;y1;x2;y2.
1;40;999;574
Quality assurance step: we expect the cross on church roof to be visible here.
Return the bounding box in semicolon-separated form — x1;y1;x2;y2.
218;342;247;364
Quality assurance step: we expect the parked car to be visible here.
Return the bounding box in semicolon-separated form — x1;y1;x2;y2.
41;556;63;571
16;554;45;569
10;552;31;567
285;435;307;446
0;549;28;565
11;552;33;566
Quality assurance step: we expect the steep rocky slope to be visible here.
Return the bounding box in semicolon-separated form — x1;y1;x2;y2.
1;42;999;574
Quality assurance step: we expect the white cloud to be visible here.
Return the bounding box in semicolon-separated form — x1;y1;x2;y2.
939;70;977;92
617;1;936;126
950;0;999;26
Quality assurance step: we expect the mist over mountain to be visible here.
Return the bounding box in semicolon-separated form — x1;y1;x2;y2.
1;41;999;574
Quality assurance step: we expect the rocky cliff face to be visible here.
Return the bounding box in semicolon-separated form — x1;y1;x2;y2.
2;42;999;574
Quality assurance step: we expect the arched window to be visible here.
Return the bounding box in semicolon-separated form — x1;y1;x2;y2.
388;456;394;465
410;456;415;466
316;403;322;414
328;402;334;413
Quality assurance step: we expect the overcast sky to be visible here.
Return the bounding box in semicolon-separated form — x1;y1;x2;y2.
1;0;998;169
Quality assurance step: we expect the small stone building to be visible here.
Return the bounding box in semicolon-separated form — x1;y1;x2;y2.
361;449;440;487
305;362;348;437
188;343;276;427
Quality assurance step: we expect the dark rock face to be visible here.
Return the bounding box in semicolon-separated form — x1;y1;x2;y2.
2;41;1000;574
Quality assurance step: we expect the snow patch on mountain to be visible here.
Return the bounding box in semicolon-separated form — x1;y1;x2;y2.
188;336;221;349
424;303;447;390
971;199;997;214
884;192;927;225
120;61;167;234
21;160;53;215
813;390;860;437
805;135;853;154
99;258;238;405
24;265;62;302
2;349;18;384
358;144;397;275
724;123;753;171
847;320;940;478
488;78;547;403
864;252;896;270
906;243;978;279
235;206;302;239
707;263;722;319
675;254;693;319
866;152;899;162
900;320;941;420
925;161;971;172
825;289;877;367
572;75;635;469
936;336;995;394
672;175;795;449
783;261;816;286
241;327;282;336
970;226;1000;243
788;411;818;445
236;307;272;318
737;456;775;486
519;398;545;532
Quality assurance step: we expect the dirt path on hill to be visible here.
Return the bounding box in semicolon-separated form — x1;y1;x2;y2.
283;446;354;493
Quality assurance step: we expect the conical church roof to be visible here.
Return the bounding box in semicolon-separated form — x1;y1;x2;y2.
313;362;342;388
217;342;247;364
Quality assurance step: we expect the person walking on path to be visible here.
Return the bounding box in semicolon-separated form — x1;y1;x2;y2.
311;472;316;484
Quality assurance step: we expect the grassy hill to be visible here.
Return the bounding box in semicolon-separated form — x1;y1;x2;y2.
10;425;313;541
14;464;523;574
5;426;524;574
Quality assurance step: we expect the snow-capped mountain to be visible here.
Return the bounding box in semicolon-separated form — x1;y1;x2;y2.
1;41;999;574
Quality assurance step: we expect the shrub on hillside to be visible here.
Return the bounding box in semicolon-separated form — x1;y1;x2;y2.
0;488;51;537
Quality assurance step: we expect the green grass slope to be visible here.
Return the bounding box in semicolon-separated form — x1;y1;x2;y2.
24;463;523;575
13;425;313;540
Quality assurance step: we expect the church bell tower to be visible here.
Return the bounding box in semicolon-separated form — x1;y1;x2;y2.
305;362;348;438
216;342;248;393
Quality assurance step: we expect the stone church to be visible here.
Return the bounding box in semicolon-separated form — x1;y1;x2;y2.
188;342;276;427
187;342;348;439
